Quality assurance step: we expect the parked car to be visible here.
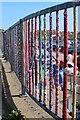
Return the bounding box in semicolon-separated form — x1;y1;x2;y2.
59;43;63;49
60;41;71;53
47;56;56;70
53;44;56;51
68;45;74;54
77;55;80;71
77;45;80;55
70;41;74;46
60;46;64;52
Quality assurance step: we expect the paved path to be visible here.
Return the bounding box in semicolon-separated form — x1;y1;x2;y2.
1;53;54;119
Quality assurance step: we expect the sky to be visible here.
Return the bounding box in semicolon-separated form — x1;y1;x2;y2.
0;1;79;31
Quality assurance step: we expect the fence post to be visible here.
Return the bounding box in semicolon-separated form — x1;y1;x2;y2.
35;16;38;99
3;32;5;57
72;6;77;119
49;12;53;111
28;20;32;94
0;60;2;119
39;15;42;103
44;14;47;106
63;9;68;119
26;20;29;91
9;27;13;72
31;18;35;96
55;10;59;116
20;19;26;96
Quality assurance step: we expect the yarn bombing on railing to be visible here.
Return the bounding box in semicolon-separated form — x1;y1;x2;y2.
3;2;80;119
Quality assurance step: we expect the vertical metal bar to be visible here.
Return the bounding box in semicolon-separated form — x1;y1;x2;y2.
44;14;47;106
28;20;30;91
5;32;6;58
19;23;21;81
6;32;7;59
30;18;34;95
13;28;15;71
72;7;77;120
20;20;25;95
5;32;7;58
39;15;42;102
15;26;17;73
8;30;9;60
24;21;27;89
9;28;13;72
28;20;32;93
17;25;20;78
55;10;59;116
14;27;16;73
49;12;53;111
63;9;68;119
11;29;13;71
12;29;15;71
10;31;12;71
31;18;35;96
17;26;19;77
18;23;21;89
6;31;7;59
35;16;38;99
8;29;10;63
12;29;14;70
7;31;8;59
16;26;18;76
14;28;16;71
0;60;2;119
22;21;26;95
4;32;6;56
15;26;18;75
3;32;5;57
29;70;32;94
28;20;31;64
26;20;29;91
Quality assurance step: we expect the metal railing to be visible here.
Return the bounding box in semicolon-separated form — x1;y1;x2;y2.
3;1;80;119
0;60;2;119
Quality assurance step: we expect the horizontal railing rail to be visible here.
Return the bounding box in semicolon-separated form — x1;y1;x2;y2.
4;1;80;30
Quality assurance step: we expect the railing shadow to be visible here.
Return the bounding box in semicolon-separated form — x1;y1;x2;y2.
2;65;19;117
